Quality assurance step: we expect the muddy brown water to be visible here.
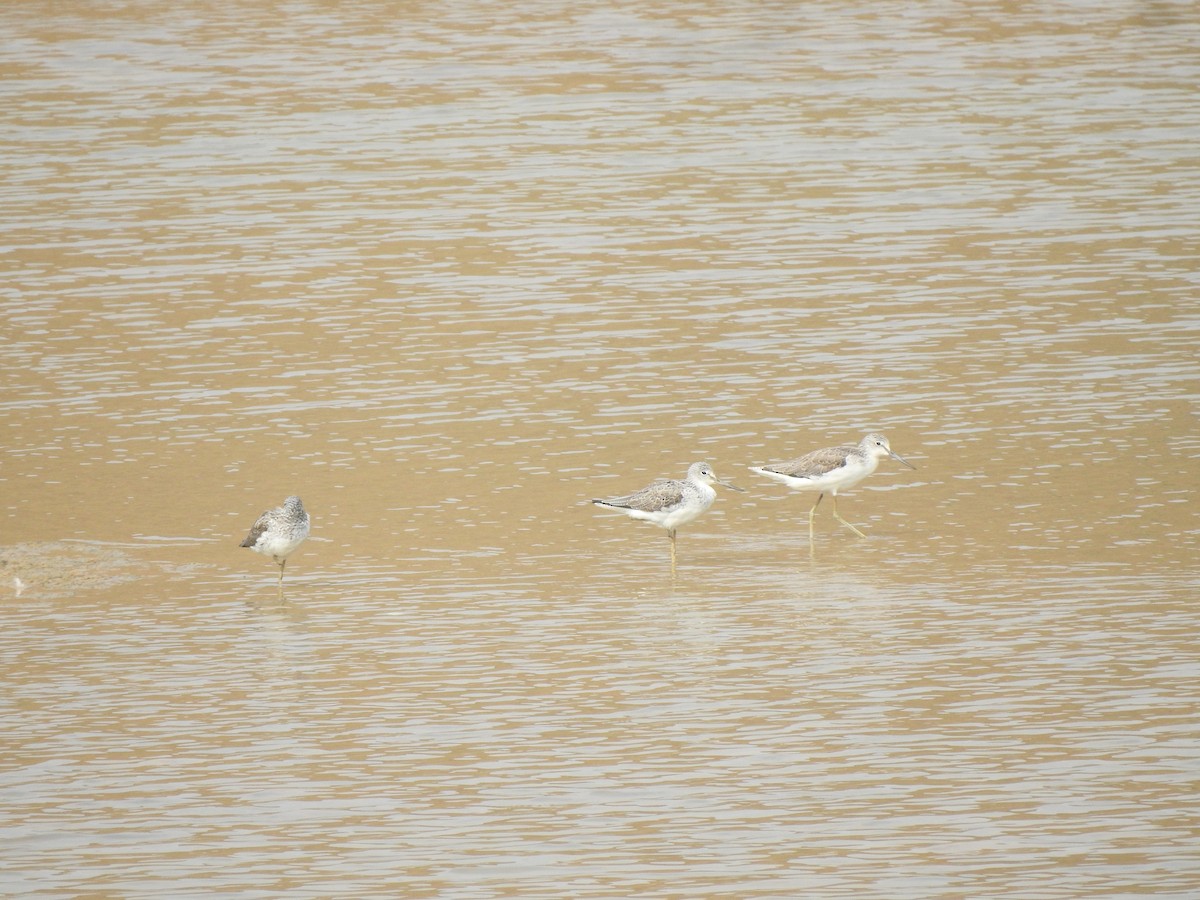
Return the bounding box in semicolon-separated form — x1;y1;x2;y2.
2;2;1197;896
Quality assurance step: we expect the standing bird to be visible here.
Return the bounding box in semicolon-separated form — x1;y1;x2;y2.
592;462;744;576
239;495;310;594
750;433;915;542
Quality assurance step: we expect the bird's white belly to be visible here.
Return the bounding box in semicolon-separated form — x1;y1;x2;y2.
659;499;711;530
790;459;876;493
253;530;307;560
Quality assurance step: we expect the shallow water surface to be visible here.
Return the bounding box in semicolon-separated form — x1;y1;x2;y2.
1;1;1198;896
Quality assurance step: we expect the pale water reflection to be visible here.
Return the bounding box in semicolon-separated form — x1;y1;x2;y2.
2;0;1198;896
4;558;1196;896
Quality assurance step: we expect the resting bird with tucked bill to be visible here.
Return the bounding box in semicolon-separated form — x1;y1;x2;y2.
240;495;310;594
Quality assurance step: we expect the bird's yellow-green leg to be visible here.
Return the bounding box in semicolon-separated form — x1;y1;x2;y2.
831;495;867;538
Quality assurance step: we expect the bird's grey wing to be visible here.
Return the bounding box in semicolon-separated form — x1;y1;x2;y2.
764;446;852;479
605;478;686;513
239;511;270;547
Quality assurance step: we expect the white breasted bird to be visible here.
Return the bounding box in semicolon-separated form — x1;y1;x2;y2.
592;462;743;575
750;433;915;541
